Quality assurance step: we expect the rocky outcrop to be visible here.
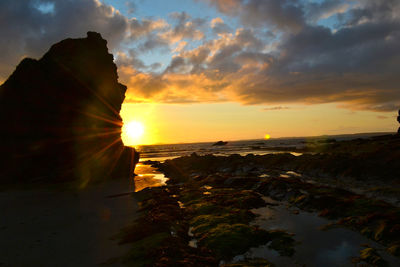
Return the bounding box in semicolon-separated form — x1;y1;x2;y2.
0;32;132;183
212;141;228;146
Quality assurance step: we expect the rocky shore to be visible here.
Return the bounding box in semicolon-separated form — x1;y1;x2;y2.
115;135;400;266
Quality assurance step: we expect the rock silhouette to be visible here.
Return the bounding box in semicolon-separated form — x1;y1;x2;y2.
0;32;132;183
212;141;228;146
397;109;400;134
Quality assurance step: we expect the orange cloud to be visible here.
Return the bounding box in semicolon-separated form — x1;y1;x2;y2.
116;16;400;113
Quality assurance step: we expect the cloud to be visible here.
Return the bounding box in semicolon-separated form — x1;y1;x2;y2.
115;49;146;70
128;18;168;40
376;115;388;119
0;0;131;81
203;0;305;32
305;0;351;22
119;1;400;112
159;12;206;44
263;106;290;111
138;33;170;52
125;1;136;14
172;41;188;53
0;0;172;81
203;0;242;15
150;0;391;111
341;0;400;27
133;12;207;53
210;17;231;34
1;0;399;113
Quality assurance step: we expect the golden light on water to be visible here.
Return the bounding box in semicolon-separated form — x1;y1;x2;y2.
122;121;145;146
264;134;271;140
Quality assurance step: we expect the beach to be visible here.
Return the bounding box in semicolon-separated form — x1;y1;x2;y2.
0;177;138;266
1;134;399;266
114;133;400;266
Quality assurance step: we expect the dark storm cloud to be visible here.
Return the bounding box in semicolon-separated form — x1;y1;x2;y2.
203;0;306;32
116;49;147;69
305;0;350;22
341;0;400;27
164;56;188;73
138;33;170;52
182;0;400;111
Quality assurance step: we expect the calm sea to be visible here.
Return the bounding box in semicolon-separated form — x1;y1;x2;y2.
137;132;390;162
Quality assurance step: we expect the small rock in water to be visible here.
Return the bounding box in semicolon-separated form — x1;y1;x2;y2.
212;141;228;146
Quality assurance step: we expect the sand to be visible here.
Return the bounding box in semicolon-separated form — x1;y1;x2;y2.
0;178;138;266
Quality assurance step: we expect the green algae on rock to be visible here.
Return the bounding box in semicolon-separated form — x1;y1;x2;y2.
352;246;389;267
267;230;296;257
197;223;271;260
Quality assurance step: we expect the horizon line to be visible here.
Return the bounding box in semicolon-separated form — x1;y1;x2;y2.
132;131;396;147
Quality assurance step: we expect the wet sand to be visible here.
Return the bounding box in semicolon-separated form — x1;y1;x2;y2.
133;163;168;192
0;178;138;266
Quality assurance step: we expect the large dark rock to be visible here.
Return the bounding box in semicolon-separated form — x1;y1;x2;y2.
0;32;132;183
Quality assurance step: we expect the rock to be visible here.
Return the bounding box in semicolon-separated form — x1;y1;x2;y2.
223;177;260;189
197;223;270;260
222;258;274;267
352;246;388;266
0;32;132;183
397;109;400;134
212;141;228;146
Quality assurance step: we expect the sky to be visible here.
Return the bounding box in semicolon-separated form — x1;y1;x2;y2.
1;0;399;145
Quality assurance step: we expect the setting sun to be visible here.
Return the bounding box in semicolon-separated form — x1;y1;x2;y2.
264;134;271;140
122;121;145;146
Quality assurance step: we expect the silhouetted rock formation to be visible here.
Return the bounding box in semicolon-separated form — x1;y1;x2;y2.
0;32;132;183
212;141;228;146
397;109;400;134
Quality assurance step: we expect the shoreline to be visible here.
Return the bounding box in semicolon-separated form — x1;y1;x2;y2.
2;134;399;266
115;135;400;266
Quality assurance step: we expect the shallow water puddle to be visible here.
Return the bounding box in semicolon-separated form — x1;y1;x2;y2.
233;197;400;266
133;163;168;192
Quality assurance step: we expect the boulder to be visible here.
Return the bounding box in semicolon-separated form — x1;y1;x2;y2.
0;32;132;183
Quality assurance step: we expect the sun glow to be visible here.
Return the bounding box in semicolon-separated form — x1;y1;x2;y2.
120;103;161;146
264;134;271;140
122;121;145;146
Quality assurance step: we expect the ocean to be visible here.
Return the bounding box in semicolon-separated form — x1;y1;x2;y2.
136;132;391;162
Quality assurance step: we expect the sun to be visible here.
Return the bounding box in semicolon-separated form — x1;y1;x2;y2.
125;121;144;139
264;134;271;140
122;121;145;146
